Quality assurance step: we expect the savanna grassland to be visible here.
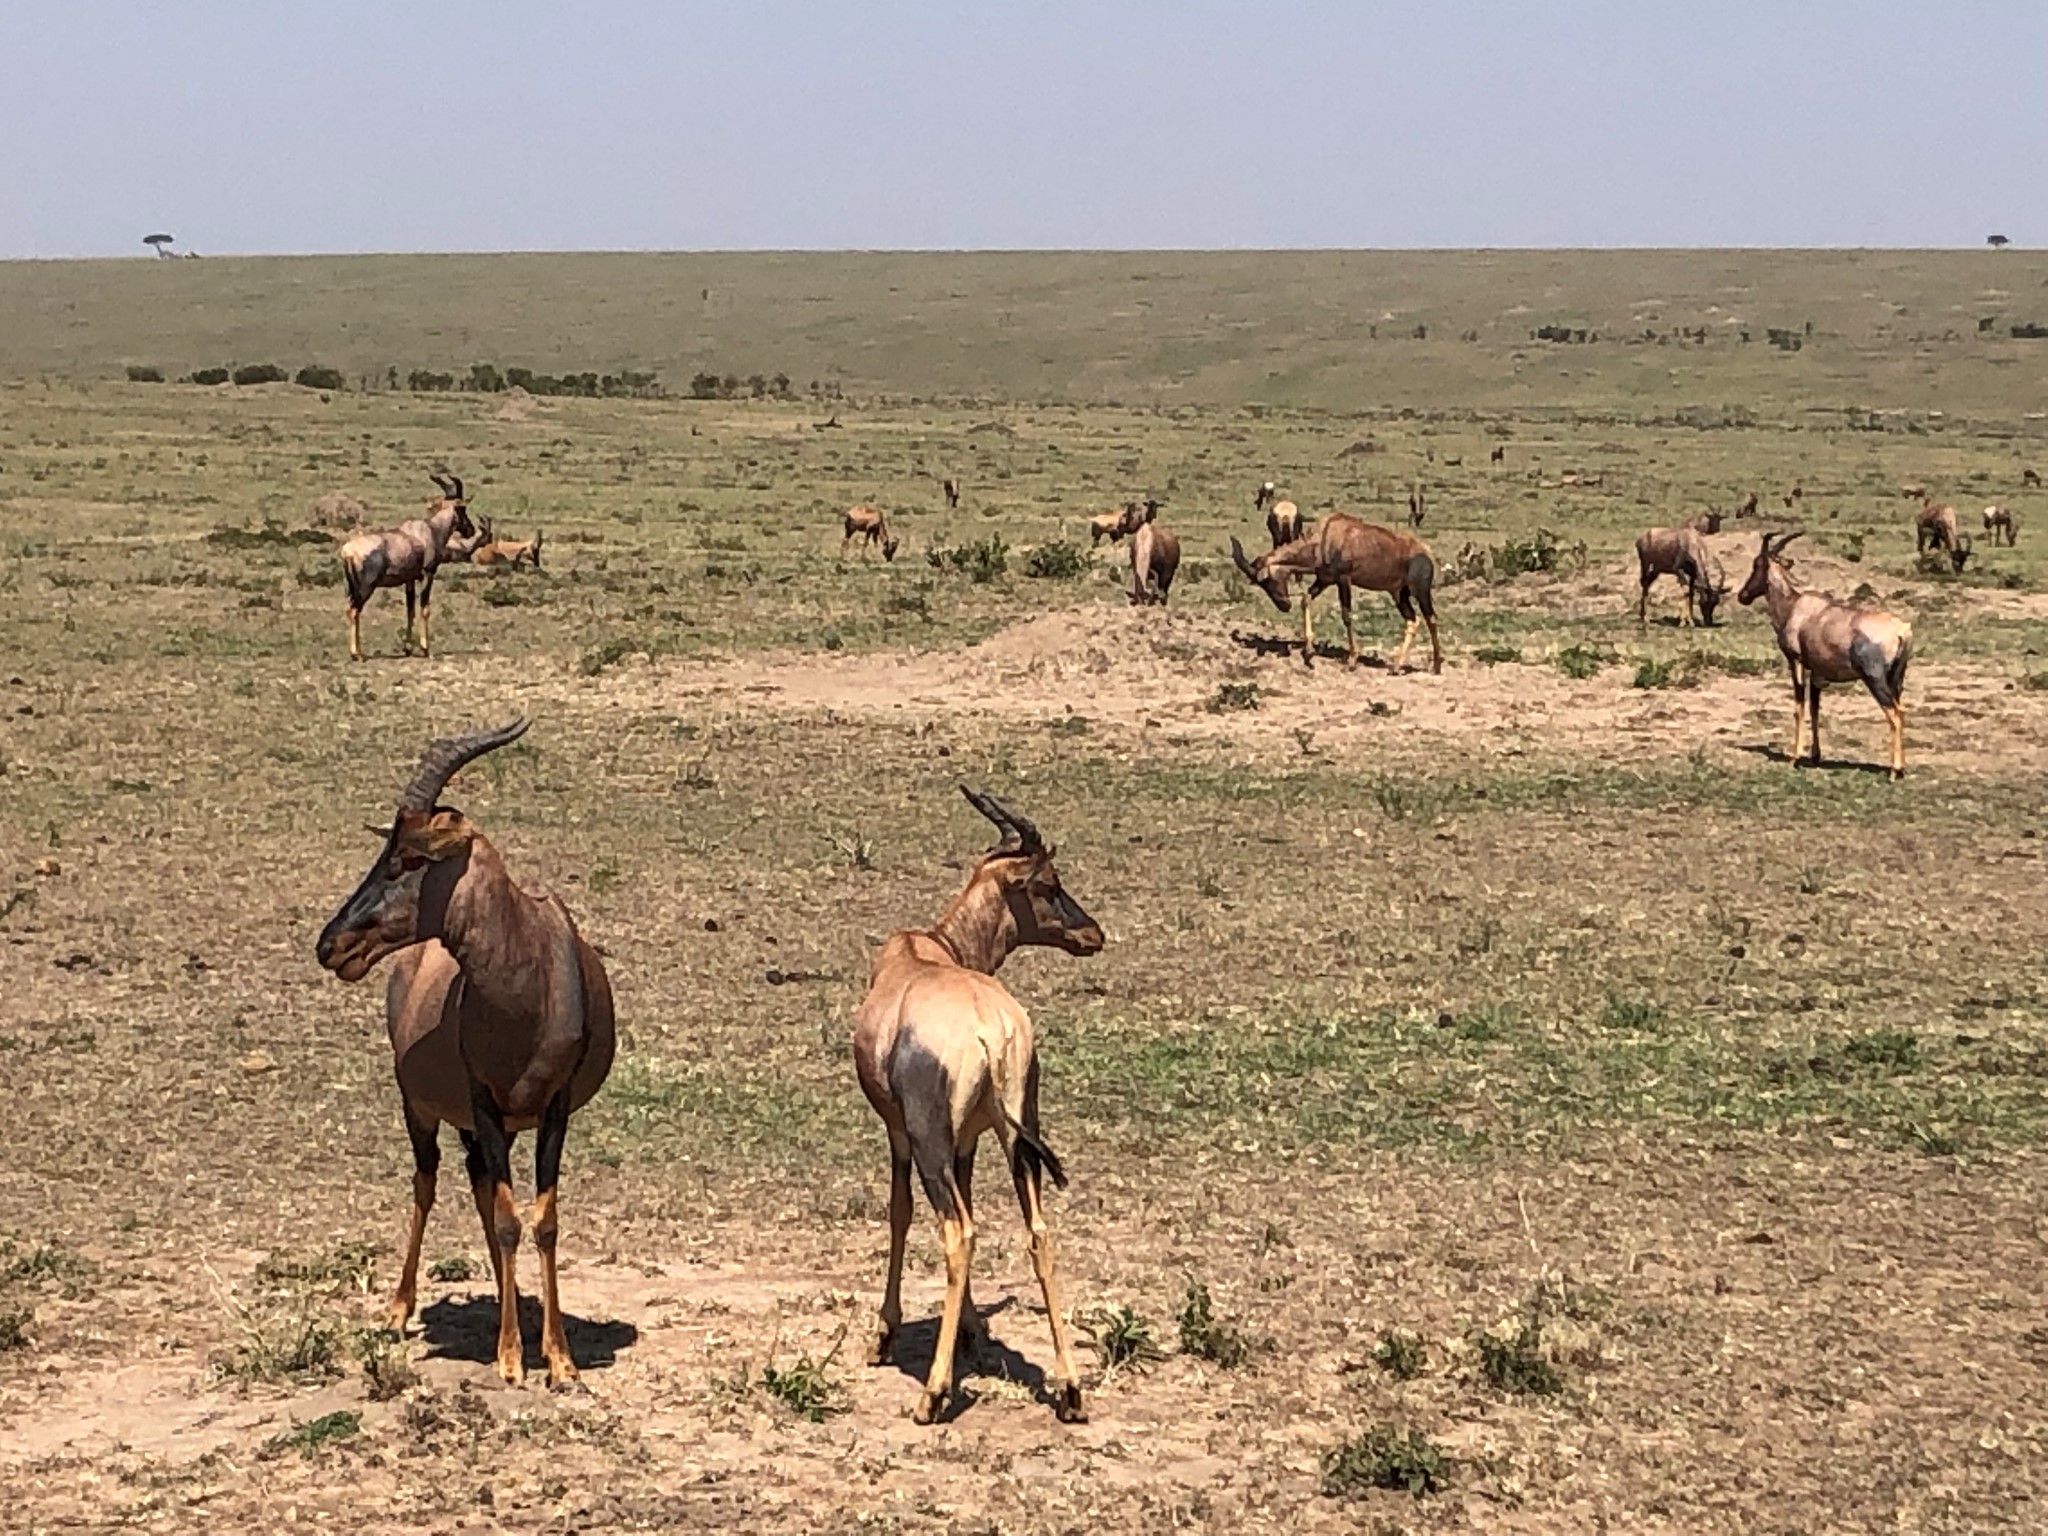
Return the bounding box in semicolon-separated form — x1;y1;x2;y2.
6;252;2048;1534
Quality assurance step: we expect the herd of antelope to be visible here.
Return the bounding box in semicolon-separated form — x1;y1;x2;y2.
305;452;2029;1424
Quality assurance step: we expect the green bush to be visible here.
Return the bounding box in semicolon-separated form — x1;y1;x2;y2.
189;367;230;386
232;363;288;386
295;365;345;391
125;365;164;383
1023;539;1087;579
1556;644;1605;679
926;534;1007;584
1321;1425;1452;1500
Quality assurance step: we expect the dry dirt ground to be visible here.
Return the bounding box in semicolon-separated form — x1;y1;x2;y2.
6;384;2048;1533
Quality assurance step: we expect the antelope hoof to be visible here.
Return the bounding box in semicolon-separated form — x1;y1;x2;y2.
496;1349;525;1386
545;1357;581;1390
871;1328;897;1367
912;1387;949;1425
1054;1383;1088;1424
383;1298;415;1334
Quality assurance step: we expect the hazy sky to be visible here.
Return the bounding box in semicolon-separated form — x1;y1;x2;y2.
6;2;2044;257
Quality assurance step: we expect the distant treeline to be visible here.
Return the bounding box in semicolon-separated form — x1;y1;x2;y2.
123;359;843;401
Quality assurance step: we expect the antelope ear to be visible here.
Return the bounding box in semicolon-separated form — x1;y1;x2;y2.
396;808;473;861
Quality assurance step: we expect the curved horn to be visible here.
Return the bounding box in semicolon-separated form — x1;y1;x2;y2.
398;717;531;812
960;785;1044;854
1228;535;1258;580
428;471;455;498
1766;530;1802;556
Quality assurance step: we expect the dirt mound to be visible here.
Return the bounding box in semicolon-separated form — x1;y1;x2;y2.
494;385;539;422
310;490;368;530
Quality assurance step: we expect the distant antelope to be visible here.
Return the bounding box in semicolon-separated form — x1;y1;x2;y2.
852;788;1103;1425
1407;484;1426;528
2024;468;2041;489
1257;485;1302;549
1490;444;1506;465
1635;524;1727;627
1126;499;1179;605
338;472;477;661
1684;508;1724;535
1738;532;1912;779
1088;502;1135;547
1983;503;2018;546
1736;490;1760;518
1230;514;1442;672
315;719;617;1383
1916;502;1972;571
472;525;544;570
1784;481;1803;507
842;505;900;561
943;477;961;510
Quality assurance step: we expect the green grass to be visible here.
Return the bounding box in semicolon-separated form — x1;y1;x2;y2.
1321;1425;1453;1500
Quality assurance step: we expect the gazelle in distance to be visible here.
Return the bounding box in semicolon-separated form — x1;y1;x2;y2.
315;719;616;1386
338;472;477;660
1737;531;1913;780
851;789;1103;1425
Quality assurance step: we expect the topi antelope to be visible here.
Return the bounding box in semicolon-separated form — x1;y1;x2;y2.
1088;503;1134;547
1736;490;1760;519
315;719;616;1385
1490;444;1506;465
842;505;900;562
471;520;544;571
1983;503;2018;547
1635;523;1728;628
338;472;477;661
943;477;961;510
1126;498;1180;605
852;788;1103;1425
1230;514;1442;673
1738;532;1913;779
1256;483;1302;548
1915;501;1972;571
1407;483;1426;529
2024;468;2041;489
1684;508;1724;536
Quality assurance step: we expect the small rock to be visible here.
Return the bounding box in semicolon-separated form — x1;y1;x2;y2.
55;951;92;971
33;858;59;877
703;918;721;933
764;968;785;985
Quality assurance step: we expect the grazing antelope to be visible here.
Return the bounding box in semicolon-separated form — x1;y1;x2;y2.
1738;532;1912;780
1916;501;1972;571
943;477;961;510
1983;503;2018;547
842;505;900;561
1229;514;1442;673
338;472;477;661
315;719;616;1384
1635;523;1728;627
1126;499;1180;605
2024;468;2041;489
1736;490;1760;519
852;788;1103;1425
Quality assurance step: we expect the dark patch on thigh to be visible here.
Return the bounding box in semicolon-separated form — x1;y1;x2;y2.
888;1036;961;1220
1849;632;1898;709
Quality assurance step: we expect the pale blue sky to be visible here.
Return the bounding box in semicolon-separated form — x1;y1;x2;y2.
5;2;2043;257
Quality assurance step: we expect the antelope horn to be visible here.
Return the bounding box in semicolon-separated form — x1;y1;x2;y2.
398;717;531;811
429;471;455;497
1766;530;1802;555
960;785;1043;854
1228;535;1258;579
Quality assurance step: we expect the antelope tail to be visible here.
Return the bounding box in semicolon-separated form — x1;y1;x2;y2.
977;1036;1068;1190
